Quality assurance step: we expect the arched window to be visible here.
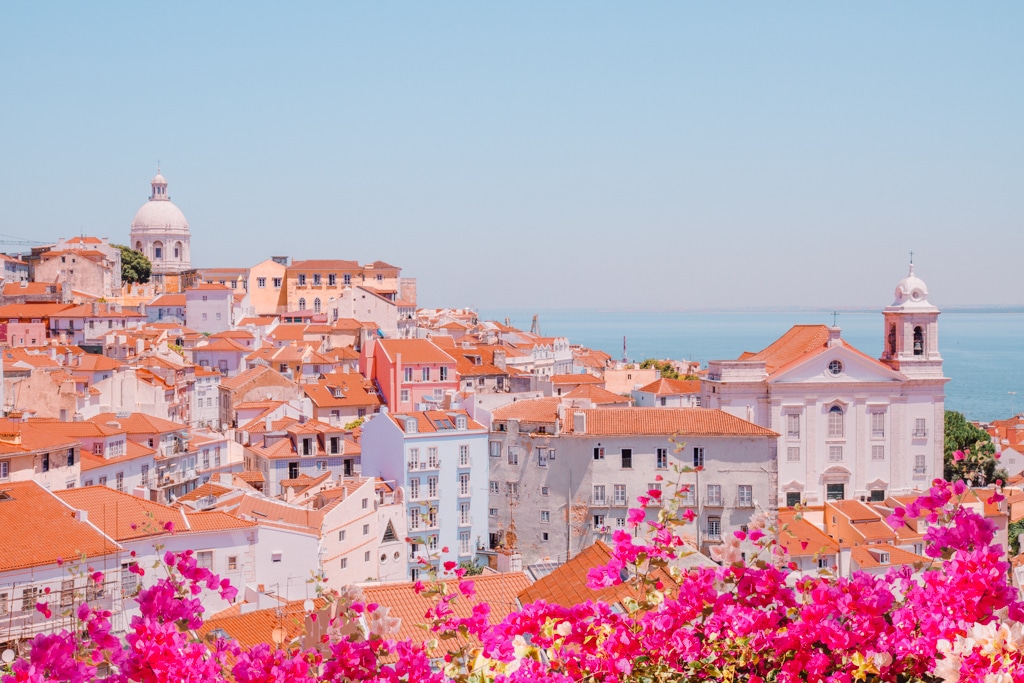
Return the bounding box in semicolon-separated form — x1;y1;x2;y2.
298;298;306;311
174;241;183;259
153;241;163;260
314;298;321;313
913;326;924;356
828;405;844;438
888;324;897;356
135;241;142;252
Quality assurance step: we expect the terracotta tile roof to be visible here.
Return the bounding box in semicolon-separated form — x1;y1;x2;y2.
189;282;232;291
518;541;675;609
850;543;927;570
198;598;324;650
550;374;603;385
376;339;456;365
0;303;76;319
231;495;324;533
80;440;156;471
572;408;778;437
194;337;249;353
491;398;561;424
220;365;289;391
777;509;840;558
49;304;146;319
184;510;257;532
637;378;701;395
0;419;81;453
303;374;381;410
88;412;182;435
741;325;832;375
362;572;531;655
563;384;632;406
176;482;233;503
2;282;56;296
383;410;485;434
149;293;186;306
0;481;120;572
235;470;265;484
56;486;184;541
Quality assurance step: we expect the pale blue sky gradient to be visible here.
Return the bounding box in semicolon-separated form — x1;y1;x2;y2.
2;3;1021;310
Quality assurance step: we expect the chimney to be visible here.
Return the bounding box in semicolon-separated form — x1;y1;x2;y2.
265;416;272;432
827;327;843;348
91;302;98;315
75;509;88;523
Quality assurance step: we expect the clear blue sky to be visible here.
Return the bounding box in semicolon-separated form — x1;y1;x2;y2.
2;3;1021;310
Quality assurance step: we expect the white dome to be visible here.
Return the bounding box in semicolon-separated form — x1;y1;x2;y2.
152;171;167;185
131;199;189;232
892;265;931;307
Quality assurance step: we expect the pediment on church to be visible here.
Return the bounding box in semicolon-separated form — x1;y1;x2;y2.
768;345;905;385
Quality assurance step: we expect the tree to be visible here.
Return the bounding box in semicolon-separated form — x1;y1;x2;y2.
115;244;151;284
639;358;680;380
944;409;1007;486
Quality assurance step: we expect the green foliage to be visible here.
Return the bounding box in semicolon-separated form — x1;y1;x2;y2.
115;244;151;284
639;358;680;380
344;417;365;431
944;410;1007;486
1010;519;1024;556
457;560;484;576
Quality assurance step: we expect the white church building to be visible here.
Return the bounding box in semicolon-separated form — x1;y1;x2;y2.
701;266;947;506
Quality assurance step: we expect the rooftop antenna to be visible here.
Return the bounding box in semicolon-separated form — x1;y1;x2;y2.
530;314;541;336
623;335;627;363
831;310;840;327
909;250;914;265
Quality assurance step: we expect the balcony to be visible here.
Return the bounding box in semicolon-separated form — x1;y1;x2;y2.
912;429;928;438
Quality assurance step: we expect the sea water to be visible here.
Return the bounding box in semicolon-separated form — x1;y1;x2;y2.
479;308;1024;422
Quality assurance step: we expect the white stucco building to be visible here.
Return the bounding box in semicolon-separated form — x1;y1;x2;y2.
701;266;948;506
129;169;191;291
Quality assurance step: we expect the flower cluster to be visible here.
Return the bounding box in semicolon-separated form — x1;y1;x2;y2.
3;477;1023;682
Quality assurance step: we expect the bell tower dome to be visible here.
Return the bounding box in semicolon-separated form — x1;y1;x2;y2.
880;264;943;378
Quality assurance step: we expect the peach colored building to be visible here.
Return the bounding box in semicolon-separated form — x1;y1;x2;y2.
247;258;288;316
362;338;459;412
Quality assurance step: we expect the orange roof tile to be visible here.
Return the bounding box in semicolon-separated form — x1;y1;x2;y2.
56;486;183;540
376;339;456;365
777;509;840;558
491;398;561;424
563;384;632;406
850;543;927;569
637;377;701;395
549;374;603;385
572;408;778;437
0;481;119;571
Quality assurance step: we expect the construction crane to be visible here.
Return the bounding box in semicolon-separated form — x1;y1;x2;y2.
0;233;52;248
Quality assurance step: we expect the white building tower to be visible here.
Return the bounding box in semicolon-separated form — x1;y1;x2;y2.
880;264;944;379
129;168;191;291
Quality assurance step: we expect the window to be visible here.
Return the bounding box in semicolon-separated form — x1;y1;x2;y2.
913;326;924;355
408;448;419;470
140;465;148;487
459;531;471;555
489;480;499;494
826;483;845;500
22;587;40;612
828;360;843;375
872;445;885;461
338;530;346;541
787;447;800;462
914;419;927;438
680;485;695;506
93;442;104;456
507;447;519;465
257;277;266;288
298;274;307;286
541;486;549;496
828;406;844;438
542;532;549;541
621;449;632;469
362;523;370;536
459;473;470;496
459;445;470;466
914;454;927;475
613;484;626;506
67;449;75;466
409;509;420;530
422;367;430;381
541;510;550;523
316;460;328;472
227;556;238;571
489;508;498;517
593;514;606;528
404;367;413;382
365;551;371;562
427;448;438;468
786;491;801;507
328;273;336;286
400;389;410;402
489;442;501;458
428;476;438;498
409;478;420;500
60;578;74;607
537;448;548;467
871;412;885;437
272;277;282;288
459;502;470;525
343;273;351;285
738;485;753;507
787;413;800;438
829;445;843;462
313;274;321;286
706;484;722;506
593;447;605;461
693;447;704;468
42;453;50;472
615;517;627;529
870;489;886;502
440;367;448;381
707;516;721;540
196;551;213;569
313;298;321;313
362;497;369;510
656;448;668;469
115;472;124;492
818;557;831;569
593;485;606;505
506;482;519;496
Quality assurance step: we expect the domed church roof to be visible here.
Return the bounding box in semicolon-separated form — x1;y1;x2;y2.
891;264;932;308
130;168;189;234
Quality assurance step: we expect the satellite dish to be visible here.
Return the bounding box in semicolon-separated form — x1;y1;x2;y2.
271;627;285;645
303;599;315;612
1;649;14;663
